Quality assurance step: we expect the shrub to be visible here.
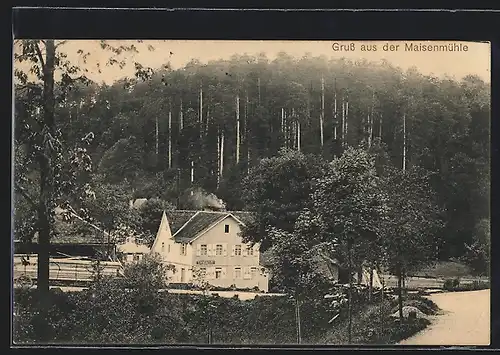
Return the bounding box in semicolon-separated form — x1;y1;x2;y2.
443;278;460;291
443;278;489;292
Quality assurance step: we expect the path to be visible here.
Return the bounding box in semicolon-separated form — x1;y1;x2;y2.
399;289;490;346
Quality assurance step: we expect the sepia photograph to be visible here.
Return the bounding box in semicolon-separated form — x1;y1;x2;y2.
12;39;490;346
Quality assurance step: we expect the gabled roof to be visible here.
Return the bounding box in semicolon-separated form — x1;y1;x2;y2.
150;210;255;244
173;211;227;243
164;210;199;235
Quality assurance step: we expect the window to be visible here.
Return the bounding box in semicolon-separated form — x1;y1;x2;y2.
247;246;254;256
234;267;242;279
181;268;186;282
243;267;251;279
200;244;208;256
181;243;187;255
215;268;222;279
168;244;171;253
234;245;242;256
161;242;165;252
216;244;223;256
224;224;230;233
251;267;258;278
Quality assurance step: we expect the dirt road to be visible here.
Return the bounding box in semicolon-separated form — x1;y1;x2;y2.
399;289;490;346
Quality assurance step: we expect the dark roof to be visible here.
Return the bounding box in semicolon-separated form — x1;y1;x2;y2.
30;219;109;245
160;210;255;244
173;211;227;243
164;210;198;234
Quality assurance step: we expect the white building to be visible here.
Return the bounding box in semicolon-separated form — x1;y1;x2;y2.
117;236;150;263
150;210;269;292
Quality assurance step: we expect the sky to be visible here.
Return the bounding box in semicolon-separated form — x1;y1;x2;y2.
15;40;491;85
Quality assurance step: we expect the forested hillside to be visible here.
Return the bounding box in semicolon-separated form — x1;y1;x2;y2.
14;52;490;260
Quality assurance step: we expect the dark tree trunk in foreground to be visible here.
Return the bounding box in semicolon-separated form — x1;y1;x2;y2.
295;294;302;344
347;240;353;344
369;268;374;302
36;39;56;341
397;263;403;322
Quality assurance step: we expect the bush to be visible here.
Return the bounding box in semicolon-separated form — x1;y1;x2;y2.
13;287;331;345
443;278;460;291
404;294;440;315
443;278;489;292
388;318;431;343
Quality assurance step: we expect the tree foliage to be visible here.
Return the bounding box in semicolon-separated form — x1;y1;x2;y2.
241;148;328;250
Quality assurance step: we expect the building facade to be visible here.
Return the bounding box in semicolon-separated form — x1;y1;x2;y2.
117;236;150;264
150;210;269;292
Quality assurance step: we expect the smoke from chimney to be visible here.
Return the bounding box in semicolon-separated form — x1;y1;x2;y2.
181;187;226;211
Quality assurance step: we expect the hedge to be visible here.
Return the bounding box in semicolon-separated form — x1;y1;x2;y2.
13;282;436;345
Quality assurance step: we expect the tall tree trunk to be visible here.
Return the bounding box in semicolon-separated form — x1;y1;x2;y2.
345;99;349;147
333;79;337;140
402;112;406;171
281;107;286;146
295;295;302;344
297;119;301;152
367;113;372;148
236;95;240;164
369;267;374;302
257;77;261;106
190;160;194;185
342;98;345;148
245;92;250;174
371;94;375;143
348;239;353;344
285;109;289;148
379;114;383;139
199;84;203;140
155;116;159;158
380;267;385;335
168;110;172;169
179;98;184;131
320;75;325;148
216;128;220;189
220;129;224;178
397;263;404;322
37;39;56;341
205;104;210;137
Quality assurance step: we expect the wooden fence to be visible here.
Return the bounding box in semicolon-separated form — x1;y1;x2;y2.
13;254;122;285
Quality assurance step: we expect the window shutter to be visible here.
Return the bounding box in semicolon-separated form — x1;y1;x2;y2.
196;244;201;256
231;245;235;256
243;267;251;279
221;267;227;279
242;246;248;257
223;243;228;256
